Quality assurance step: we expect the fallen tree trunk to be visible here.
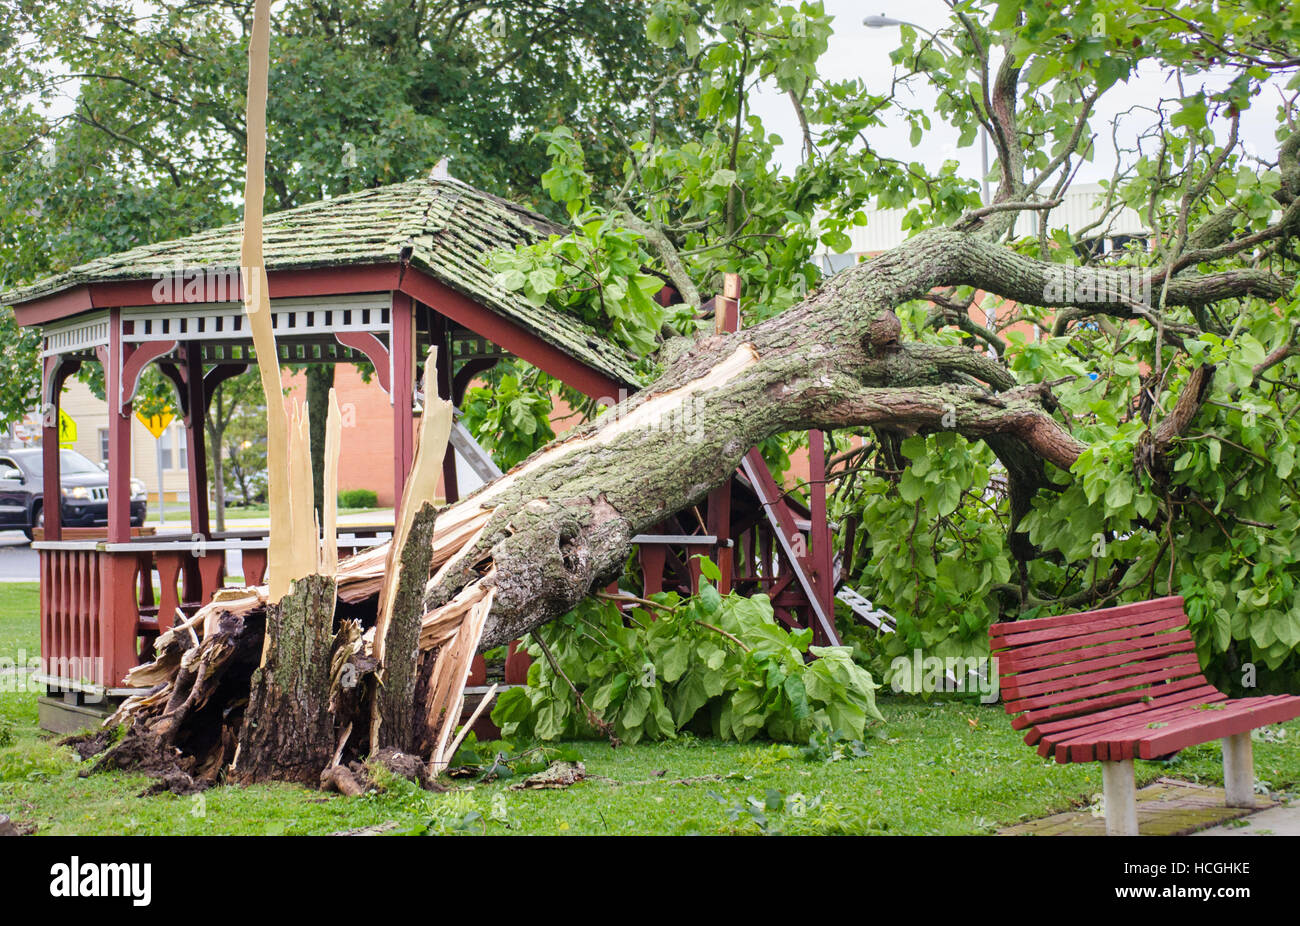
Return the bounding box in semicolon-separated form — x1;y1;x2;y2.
330;235;1283;737
342;234;1252;648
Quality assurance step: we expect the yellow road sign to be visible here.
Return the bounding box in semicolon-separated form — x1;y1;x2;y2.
57;409;77;446
136;408;175;439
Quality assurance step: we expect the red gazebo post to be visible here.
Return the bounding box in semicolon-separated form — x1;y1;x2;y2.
391;292;415;510
105;308;133;544
808;428;836;643
40;356;82;542
182;342;211;537
436;320;459;504
102;307;141;686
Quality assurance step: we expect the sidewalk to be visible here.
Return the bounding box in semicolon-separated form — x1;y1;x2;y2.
1193;798;1300;836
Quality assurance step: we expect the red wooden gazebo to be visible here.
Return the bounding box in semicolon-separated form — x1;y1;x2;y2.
3;171;840;716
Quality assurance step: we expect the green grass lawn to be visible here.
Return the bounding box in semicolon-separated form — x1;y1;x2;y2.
0;584;39;660
1;581;1297;835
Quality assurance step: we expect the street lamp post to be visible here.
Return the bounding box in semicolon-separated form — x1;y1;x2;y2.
863;14;992;205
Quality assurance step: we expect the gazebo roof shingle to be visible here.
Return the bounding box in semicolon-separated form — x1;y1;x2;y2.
2;175;640;386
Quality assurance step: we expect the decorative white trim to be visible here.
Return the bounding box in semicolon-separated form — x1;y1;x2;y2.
198;340;381;365
122;292;392;343
40;312;110;358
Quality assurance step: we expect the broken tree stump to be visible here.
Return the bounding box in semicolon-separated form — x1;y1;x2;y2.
232;574;340;785
370;502;440;754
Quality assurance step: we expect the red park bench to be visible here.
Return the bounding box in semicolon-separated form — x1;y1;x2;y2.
989;595;1300;835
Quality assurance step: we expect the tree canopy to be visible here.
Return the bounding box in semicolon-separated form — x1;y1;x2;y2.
0;0;699;420
475;0;1300;697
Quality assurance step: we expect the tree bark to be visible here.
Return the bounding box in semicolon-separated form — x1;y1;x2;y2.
232;574;340;785
369;502;439;753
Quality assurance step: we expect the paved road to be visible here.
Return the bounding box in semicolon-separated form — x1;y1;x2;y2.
0;533;37;581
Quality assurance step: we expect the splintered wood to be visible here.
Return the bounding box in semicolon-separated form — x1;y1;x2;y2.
418;567;498;651
373;348;452;664
335;544;389;602
239;0;294;605
423;582;496;774
120;588;268;694
335;501;498;603
368;348;452;754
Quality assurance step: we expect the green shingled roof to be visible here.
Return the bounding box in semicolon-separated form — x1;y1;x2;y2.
2;174;640;386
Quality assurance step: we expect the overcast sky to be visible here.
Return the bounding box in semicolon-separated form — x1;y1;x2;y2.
23;1;1285;195
748;0;1285;185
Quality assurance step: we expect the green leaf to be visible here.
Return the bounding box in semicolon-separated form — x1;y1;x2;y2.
526;267;558;295
708;168;737;188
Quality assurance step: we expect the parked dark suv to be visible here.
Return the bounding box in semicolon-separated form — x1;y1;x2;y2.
0;448;147;540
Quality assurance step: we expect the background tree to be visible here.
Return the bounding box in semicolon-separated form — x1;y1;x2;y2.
223;396;269;509
204;370;266;528
0;0;702;512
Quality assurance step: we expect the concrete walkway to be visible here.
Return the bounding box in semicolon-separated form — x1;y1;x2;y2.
1193;798;1300;835
0;533;37;581
997;778;1300;836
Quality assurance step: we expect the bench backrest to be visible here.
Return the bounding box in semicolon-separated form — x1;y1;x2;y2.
989;596;1206;727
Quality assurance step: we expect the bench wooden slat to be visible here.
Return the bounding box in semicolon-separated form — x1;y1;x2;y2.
995;615;1188;663
1047;694;1233;762
1137;696;1300;758
1010;675;1210;731
989;596;1183;636
1029;683;1225;751
991;604;1186;650
998;629;1194;677
1086;697;1290;763
1002;635;1196;695
1005;653;1202;704
1003;655;1204;714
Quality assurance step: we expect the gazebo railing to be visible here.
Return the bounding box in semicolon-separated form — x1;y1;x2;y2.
34;526;393;695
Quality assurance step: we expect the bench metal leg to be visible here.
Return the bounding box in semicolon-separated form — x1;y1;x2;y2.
1101;759;1138;835
1222;732;1256;808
